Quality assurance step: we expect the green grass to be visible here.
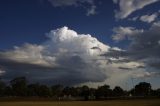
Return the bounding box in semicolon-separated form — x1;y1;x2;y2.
0;99;160;106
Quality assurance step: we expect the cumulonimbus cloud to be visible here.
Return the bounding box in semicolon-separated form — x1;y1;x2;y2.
0;26;156;87
0;26;109;85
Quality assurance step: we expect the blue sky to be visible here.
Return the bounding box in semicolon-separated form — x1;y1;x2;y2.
1;0;160;49
0;0;160;89
0;0;131;49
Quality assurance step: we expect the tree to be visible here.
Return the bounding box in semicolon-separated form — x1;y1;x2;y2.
10;77;28;96
113;86;124;97
80;85;90;100
27;83;51;97
69;87;79;97
0;79;6;96
156;89;160;97
63;87;71;96
62;87;77;96
51;85;63;97
151;89;160;97
38;85;51;97
4;86;13;96
96;85;112;99
134;82;152;96
27;83;40;96
89;88;96;96
88;88;96;100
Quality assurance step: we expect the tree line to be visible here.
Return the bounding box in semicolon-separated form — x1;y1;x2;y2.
0;77;160;100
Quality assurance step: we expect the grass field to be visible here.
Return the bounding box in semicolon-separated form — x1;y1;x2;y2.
0;99;160;106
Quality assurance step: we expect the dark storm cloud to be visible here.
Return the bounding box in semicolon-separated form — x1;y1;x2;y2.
0;53;107;85
129;25;160;58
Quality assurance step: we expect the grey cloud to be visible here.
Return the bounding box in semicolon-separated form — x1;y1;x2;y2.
136;65;145;69
106;22;160;72
118;67;133;70
0;54;106;85
149;62;160;69
91;46;102;51
129;23;160;59
132;71;160;79
112;26;143;41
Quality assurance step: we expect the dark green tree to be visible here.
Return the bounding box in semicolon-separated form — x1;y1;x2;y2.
4;86;13;96
27;83;40;96
63;87;78;96
51;85;63;97
156;89;160;97
10;77;28;96
88;88;96;100
134;82;152;96
96;85;112;99
38;85;51;97
80;85;90;100
0;79;6;96
63;87;71;96
113;86;124;97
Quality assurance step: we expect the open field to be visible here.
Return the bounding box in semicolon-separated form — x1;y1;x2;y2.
0;99;160;106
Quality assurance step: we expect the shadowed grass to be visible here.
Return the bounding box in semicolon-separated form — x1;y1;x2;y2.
0;99;160;106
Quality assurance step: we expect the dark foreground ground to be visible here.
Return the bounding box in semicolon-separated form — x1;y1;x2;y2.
0;99;160;106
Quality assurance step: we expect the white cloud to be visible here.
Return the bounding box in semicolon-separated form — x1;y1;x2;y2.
113;0;159;19
152;21;160;27
1;43;55;67
129;16;139;21
0;69;5;76
47;0;96;16
112;26;143;41
140;13;158;23
45;26;109;56
129;12;159;23
86;5;97;16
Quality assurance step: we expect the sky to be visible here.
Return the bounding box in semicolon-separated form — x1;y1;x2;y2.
0;0;160;89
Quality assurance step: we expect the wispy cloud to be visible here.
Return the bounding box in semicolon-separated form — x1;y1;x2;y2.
113;0;159;19
0;68;5;76
112;26;143;41
140;13;158;23
47;0;96;16
129;12;159;23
